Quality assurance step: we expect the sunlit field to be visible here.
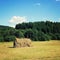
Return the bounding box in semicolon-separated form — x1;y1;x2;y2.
0;40;60;60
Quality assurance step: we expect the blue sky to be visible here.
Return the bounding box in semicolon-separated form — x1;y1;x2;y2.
0;0;60;27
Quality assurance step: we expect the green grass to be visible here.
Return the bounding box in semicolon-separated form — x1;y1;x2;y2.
0;40;60;60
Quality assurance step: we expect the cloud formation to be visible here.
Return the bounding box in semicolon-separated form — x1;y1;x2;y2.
9;16;28;27
57;18;60;22
9;16;28;24
56;0;60;1
34;3;40;6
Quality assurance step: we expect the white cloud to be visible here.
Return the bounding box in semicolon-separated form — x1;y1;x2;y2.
34;3;40;6
42;17;55;22
9;16;28;27
9;16;28;24
9;24;15;28
56;0;60;1
57;18;60;22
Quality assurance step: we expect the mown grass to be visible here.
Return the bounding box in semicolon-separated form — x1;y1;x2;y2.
0;40;60;60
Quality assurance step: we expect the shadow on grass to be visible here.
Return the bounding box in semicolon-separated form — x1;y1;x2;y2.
8;46;15;48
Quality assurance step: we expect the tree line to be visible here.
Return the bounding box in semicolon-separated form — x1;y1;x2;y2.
15;21;60;41
0;21;60;42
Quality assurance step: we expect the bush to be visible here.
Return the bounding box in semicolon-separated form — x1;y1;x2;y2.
48;33;57;40
4;35;16;42
55;33;60;40
37;31;44;41
24;29;34;39
44;34;51;41
38;31;50;41
0;36;4;42
15;30;24;38
32;29;38;41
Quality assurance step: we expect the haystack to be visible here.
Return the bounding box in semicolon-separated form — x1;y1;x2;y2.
13;38;31;48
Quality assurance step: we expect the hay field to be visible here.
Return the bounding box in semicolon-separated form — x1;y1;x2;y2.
0;40;60;60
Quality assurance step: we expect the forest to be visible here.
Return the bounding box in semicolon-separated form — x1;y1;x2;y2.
0;21;60;42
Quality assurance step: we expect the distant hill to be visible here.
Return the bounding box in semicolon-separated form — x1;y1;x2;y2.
0;25;16;42
0;21;60;42
0;25;14;30
15;21;60;41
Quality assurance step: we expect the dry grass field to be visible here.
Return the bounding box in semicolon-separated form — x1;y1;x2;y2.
0;40;60;60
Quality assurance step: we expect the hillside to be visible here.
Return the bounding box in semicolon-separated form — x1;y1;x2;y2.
0;25;16;42
15;21;60;41
0;21;60;42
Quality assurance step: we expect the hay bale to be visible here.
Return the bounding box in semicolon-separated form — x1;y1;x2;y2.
13;38;31;48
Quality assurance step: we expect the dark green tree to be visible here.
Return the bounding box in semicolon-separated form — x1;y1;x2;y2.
15;30;24;38
4;35;16;42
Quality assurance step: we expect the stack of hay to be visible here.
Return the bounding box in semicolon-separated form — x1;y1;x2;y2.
13;38;31;48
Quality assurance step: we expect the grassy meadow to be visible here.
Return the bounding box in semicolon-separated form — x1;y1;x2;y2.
0;40;60;60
